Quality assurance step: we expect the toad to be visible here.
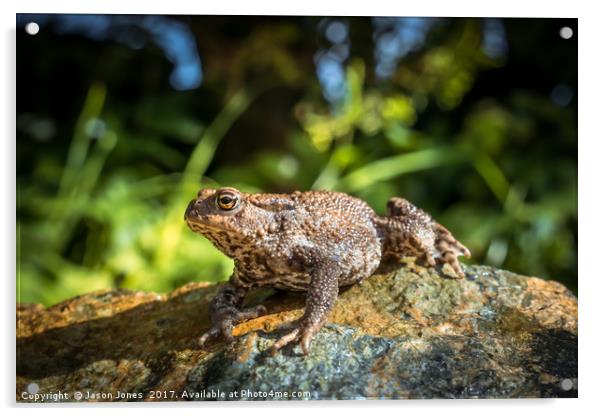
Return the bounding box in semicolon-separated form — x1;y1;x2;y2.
185;187;470;354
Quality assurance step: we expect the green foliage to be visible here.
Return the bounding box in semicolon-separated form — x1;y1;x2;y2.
18;84;237;304
17;17;577;305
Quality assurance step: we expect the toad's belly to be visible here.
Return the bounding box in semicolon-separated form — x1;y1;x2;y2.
235;270;311;291
232;239;382;291
270;273;312;291
235;269;368;291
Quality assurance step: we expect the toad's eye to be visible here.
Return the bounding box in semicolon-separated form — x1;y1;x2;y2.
216;193;239;210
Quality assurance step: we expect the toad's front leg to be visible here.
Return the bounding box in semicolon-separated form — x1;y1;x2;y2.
198;278;266;347
271;258;340;355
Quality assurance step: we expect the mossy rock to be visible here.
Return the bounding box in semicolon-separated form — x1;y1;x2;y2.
17;264;577;401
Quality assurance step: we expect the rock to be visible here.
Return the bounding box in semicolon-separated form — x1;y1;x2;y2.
16;264;577;401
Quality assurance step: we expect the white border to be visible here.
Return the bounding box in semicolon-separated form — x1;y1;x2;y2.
7;0;581;17
3;1;600;415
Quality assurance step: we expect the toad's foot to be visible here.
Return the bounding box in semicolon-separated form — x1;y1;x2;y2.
198;304;267;347
270;318;324;355
433;224;470;278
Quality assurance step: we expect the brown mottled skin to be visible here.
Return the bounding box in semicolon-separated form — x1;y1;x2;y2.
184;187;470;355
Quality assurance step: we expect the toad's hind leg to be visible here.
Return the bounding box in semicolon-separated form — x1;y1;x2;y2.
382;197;471;278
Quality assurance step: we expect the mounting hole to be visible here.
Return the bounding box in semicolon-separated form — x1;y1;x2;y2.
559;26;573;39
560;378;574;391
26;382;40;394
25;22;39;35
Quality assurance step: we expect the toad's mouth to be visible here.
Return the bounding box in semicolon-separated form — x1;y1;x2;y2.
184;213;225;233
185;211;229;236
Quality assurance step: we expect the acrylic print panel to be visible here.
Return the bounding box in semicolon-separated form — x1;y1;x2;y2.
16;14;577;401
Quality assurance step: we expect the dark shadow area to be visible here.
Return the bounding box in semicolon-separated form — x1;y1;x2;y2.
16;285;305;380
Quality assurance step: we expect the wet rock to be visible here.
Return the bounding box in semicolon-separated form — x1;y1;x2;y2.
16;264;577;401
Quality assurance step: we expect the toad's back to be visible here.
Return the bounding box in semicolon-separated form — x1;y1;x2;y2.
242;190;384;289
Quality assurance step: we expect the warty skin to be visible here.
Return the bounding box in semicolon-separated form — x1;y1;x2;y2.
185;187;470;354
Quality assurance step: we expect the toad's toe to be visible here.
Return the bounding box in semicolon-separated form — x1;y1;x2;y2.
270;319;323;355
198;326;221;347
270;328;301;355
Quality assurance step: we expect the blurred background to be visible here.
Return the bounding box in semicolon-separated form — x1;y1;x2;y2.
16;15;577;305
